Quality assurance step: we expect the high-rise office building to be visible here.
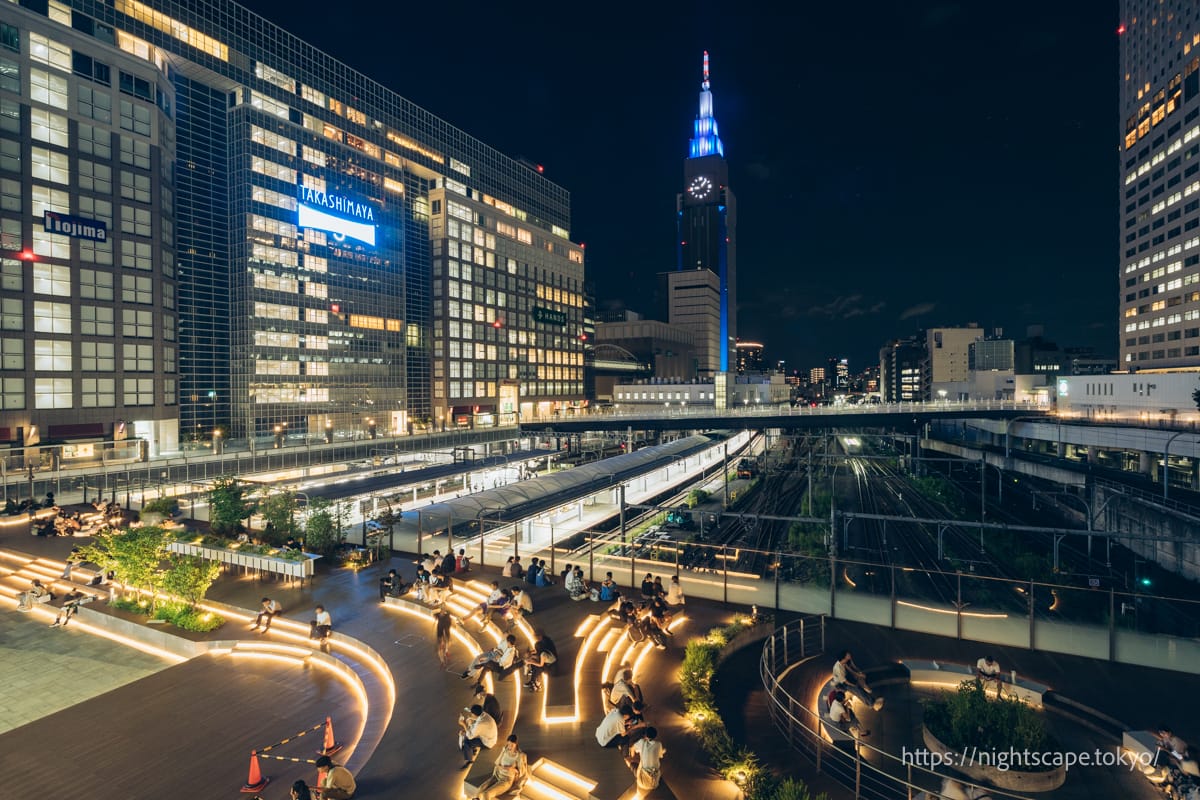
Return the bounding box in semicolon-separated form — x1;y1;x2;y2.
735;340;764;374
0;0;583;453
676;51;736;374
1118;2;1200;370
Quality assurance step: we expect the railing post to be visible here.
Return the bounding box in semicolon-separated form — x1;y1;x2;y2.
855;745;862;798
1029;580;1036;650
890;564;898;628
783;624;789;664
1109;587;1116;662
722;545;729;604
956;571;963;640
774;550;781;612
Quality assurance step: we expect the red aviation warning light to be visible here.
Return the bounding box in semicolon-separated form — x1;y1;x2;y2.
1117;23;1126;34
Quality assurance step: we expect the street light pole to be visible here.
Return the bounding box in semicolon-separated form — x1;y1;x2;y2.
1163;430;1187;500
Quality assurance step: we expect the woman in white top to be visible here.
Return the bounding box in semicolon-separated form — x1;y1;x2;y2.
627;726;665;791
666;575;685;607
471;734;528;800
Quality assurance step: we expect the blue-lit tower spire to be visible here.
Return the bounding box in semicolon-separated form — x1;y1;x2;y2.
689;51;725;159
675;51;736;377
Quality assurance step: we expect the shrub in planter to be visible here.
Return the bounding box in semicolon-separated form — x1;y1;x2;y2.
923;680;1056;757
153;603;224;632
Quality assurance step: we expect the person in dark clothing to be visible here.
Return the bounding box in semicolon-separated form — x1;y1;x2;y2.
379;569;400;602
441;550;457;576
524;630;558;690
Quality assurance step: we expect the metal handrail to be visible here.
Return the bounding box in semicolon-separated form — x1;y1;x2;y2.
758;618;1033;800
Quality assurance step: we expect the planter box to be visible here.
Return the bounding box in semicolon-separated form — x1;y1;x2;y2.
921;725;1067;792
168;540;319;579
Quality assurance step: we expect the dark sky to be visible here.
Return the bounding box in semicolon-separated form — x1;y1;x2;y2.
239;0;1119;374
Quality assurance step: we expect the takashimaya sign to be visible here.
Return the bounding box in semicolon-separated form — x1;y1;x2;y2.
44;211;107;242
296;186;377;246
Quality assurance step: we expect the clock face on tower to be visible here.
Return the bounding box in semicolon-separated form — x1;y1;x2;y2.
687;175;713;200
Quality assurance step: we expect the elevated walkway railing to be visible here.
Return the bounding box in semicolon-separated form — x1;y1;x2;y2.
759;617;1032;800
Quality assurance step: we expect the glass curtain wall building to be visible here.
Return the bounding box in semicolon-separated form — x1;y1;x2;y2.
1118;2;1200;370
0;0;581;452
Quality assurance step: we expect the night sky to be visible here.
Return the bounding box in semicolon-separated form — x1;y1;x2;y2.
239;0;1119;374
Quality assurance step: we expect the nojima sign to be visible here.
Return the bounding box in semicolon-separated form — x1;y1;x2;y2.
43;211;107;242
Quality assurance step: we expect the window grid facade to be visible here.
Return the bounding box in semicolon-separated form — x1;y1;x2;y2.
1119;2;1200;369
1;0;580;449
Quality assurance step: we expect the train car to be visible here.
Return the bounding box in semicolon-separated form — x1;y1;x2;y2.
736;458;757;479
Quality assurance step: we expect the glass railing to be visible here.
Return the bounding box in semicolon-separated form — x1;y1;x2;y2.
504;528;1200;676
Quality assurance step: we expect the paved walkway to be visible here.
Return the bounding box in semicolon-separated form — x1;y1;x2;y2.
0;603;173;734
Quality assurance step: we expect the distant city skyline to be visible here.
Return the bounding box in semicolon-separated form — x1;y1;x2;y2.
239;1;1117;371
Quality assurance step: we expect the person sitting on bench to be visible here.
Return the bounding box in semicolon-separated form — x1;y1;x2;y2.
49;590;95;628
16;579;51;612
828;689;869;737
462;634;519;682
975;655;1004;698
832;649;883;711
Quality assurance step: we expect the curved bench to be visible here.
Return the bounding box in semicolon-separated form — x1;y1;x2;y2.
900;659;1049;708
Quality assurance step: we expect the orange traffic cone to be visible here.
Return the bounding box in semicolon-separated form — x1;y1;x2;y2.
318;715;343;756
240;750;269;793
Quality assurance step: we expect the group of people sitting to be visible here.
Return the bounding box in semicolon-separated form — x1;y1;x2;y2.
594;666;666;791
458;685;528;800
462;581;533;633
824;649;885;738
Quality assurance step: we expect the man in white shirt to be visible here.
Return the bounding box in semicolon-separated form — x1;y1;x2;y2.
626;726;665;791
463;634;519;681
468;581;507;628
828;690;869;737
459;704;499;767
508;586;533;628
975;655;1004;698
609;668;644;710
832;649;883;710
595;706;633;748
251;597;282;632
310;605;332;642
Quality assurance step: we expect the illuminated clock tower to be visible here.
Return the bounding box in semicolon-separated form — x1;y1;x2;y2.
676;51;737;375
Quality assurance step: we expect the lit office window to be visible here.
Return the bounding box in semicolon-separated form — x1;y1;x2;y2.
34;339;71;371
35;376;72;408
33;301;70;333
32;263;71;295
0;337;21;369
80;341;115;371
122;377;153;405
81;378;115;407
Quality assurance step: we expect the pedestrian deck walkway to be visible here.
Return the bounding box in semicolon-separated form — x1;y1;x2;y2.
0;528;750;800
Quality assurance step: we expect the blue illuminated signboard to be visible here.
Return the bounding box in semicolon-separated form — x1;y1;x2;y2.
43;211;107;242
296;186;377;246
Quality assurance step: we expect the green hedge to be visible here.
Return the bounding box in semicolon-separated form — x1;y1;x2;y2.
681;620;828;800
923;680;1056;759
111;596;226;632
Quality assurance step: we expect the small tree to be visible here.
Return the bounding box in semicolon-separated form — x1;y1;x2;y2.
258;489;300;546
77;525;170;607
141;496;180;518
161;554;221;608
303;497;345;557
208;477;255;537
